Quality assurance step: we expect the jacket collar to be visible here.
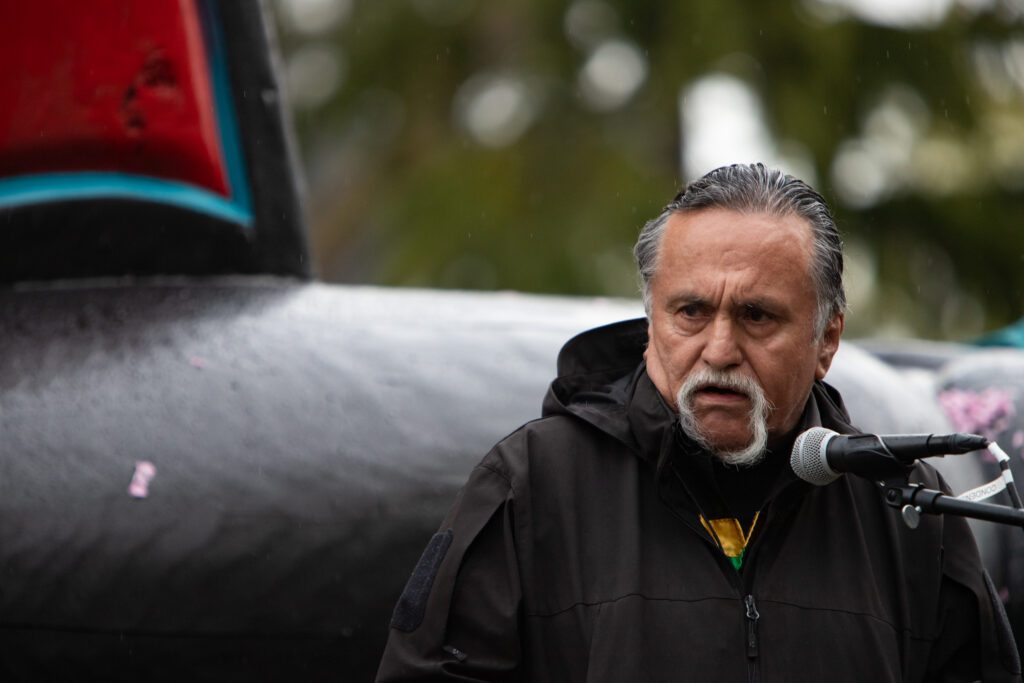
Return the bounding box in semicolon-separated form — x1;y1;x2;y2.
626;365;677;465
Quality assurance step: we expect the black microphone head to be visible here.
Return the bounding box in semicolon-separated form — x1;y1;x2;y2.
791;427;841;486
949;433;990;453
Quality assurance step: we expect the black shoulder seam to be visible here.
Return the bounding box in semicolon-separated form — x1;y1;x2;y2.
477;462;515;494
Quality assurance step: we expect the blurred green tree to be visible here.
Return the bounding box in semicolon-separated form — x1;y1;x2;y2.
273;0;1024;340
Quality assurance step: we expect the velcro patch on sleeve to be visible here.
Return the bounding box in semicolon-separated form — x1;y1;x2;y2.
390;530;454;633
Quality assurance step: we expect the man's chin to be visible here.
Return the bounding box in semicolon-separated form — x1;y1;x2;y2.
708;439;755;458
697;424;766;466
706;438;752;453
697;424;752;453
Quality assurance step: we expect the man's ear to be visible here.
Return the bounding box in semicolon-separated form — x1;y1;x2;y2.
815;314;844;380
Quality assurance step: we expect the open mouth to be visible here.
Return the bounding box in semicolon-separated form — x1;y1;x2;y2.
694;385;749;400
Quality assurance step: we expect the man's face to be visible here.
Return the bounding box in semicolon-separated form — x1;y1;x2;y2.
644;208;843;455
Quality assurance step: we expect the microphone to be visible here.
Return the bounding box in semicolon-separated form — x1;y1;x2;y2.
791;427;989;486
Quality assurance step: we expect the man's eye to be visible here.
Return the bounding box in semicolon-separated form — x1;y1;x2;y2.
679;304;704;317
744;306;772;323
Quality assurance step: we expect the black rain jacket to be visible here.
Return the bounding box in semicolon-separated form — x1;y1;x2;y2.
377;319;1021;682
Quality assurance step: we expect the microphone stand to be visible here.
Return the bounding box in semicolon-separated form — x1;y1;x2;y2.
881;476;1024;529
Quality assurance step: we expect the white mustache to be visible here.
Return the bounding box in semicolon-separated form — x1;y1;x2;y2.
676;368;772;467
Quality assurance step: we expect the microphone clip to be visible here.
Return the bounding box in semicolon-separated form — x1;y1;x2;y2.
880;479;924;530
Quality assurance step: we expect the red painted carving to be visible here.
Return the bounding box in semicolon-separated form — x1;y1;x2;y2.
0;0;230;196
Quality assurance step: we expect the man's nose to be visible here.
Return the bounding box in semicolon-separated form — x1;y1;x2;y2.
701;316;742;370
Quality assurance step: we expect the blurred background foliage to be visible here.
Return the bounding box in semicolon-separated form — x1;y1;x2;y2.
269;0;1024;340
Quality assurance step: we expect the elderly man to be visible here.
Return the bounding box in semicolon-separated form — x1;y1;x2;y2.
377;164;1021;682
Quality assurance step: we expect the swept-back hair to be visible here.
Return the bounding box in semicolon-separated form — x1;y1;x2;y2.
633;163;846;337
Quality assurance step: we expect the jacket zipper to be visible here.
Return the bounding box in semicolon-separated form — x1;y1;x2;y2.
666;466;765;680
737;501;783;683
744;594;760;683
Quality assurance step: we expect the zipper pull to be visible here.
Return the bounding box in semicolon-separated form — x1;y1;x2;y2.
744;594;759;659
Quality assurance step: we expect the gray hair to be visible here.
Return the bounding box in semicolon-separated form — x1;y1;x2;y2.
633;163;846;338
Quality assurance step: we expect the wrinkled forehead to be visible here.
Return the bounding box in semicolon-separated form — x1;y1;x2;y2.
659;208;816;268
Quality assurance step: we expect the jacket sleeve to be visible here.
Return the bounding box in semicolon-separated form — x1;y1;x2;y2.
376;456;523;682
924;471;1022;683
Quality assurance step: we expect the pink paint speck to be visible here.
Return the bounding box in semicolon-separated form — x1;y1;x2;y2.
129;461;157;498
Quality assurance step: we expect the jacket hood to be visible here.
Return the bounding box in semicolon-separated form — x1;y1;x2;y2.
542;318;651;450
